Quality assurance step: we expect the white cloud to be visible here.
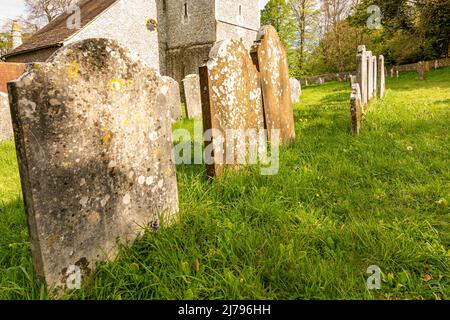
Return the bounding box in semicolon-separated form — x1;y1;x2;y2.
259;0;270;10
0;0;26;27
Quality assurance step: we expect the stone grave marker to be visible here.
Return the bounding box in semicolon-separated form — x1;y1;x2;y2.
8;39;179;290
0;92;13;141
182;74;202;119
162;76;182;121
357;45;368;106
367;51;374;100
199;39;265;177
372;56;378;98
251;25;295;143
378;55;385;98
289;78;301;104
350;83;362;136
417;61;426;81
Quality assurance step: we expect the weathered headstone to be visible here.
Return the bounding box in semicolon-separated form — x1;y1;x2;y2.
378;55;385;98
367;51;374;100
350;83;362;136
162;76;182;121
0;92;13;141
200;39;265;177
182;74;202;119
372;56;378;98
417;61;426;81
289;78;301;104
8;39;179;290
357;45;368;106
251;25;295;143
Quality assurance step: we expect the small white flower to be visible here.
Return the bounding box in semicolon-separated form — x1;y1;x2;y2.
407;146;414;151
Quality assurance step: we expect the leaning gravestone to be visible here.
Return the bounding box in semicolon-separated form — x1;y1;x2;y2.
357;45;368;107
378;55;385;98
0;92;13;141
162;76;182;121
350;83;362;136
8;39;179;290
289;78;302;104
251;25;296;143
182;74;202;119
199;39;265;177
367;51;374;100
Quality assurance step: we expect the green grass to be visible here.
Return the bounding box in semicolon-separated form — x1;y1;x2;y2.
0;68;449;300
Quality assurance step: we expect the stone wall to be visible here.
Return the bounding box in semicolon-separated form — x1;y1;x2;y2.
394;57;450;74
300;72;355;86
0;62;25;92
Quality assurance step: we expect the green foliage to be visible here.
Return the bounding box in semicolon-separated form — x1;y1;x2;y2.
0;68;449;299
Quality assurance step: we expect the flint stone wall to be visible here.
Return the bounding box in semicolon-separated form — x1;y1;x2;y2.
8;39;179;289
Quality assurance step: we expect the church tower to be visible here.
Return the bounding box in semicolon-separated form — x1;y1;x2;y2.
161;0;261;85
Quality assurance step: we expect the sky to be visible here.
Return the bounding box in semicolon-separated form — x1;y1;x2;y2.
0;0;26;26
0;0;270;28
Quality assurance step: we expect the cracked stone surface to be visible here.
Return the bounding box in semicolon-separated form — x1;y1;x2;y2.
8;38;179;290
0;92;13;141
200;39;265;177
182;74;202;119
251;26;295;144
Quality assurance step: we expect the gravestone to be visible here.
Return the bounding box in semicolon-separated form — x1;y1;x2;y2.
417;61;426;81
0;92;13;141
357;45;368;106
8;39;179;290
367;51;374;100
289;78;301;104
200;39;265;177
350;83;362;136
372;56;378;98
251;25;295;143
162;76;182;121
182;74;202;119
378;55;385;98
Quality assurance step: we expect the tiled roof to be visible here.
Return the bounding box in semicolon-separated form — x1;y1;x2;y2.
5;0;119;57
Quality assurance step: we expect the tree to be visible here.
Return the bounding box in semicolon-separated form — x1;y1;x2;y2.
288;0;321;76
24;0;78;28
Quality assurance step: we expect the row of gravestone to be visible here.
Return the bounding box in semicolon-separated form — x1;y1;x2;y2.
182;68;302;122
349;45;386;135
6;26;295;291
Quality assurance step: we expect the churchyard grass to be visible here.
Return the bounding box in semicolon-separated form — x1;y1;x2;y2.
0;67;448;300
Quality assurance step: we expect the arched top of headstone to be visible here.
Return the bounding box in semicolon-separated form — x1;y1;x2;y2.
8;38;178;289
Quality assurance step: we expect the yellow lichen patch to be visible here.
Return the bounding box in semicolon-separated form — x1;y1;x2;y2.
102;131;113;145
67;60;79;80
109;79;123;92
47;234;60;248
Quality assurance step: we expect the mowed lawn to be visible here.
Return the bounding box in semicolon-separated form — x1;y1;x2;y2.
0;68;448;300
